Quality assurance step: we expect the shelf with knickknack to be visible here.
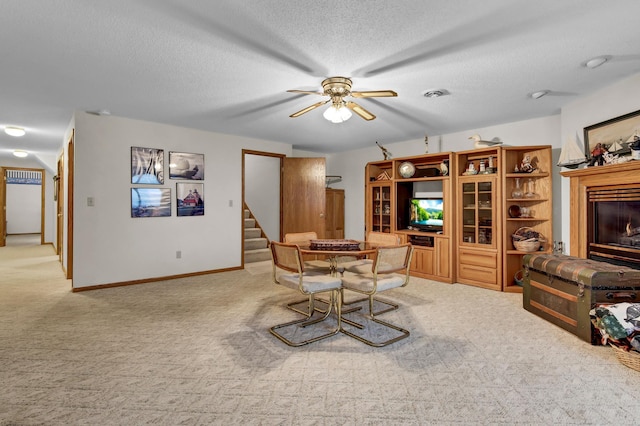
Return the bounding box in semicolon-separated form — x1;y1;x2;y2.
455;147;503;291
501;146;553;293
365;152;455;283
366;160;394;234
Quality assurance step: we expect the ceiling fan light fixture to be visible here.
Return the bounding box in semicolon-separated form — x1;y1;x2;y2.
323;103;352;123
13;150;28;157
4;126;26;137
530;90;549;99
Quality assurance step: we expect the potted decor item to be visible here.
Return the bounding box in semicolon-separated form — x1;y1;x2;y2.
512;227;545;252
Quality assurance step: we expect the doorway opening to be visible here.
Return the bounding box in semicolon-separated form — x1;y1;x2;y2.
1;167;46;248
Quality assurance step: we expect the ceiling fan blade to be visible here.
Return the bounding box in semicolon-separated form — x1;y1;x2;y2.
286;89;324;96
289;100;330;118
345;101;376;121
351;90;398;98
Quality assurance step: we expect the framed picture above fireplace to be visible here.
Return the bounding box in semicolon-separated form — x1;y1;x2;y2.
584;109;640;163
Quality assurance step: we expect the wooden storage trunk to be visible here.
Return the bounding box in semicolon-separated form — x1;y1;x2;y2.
522;254;640;344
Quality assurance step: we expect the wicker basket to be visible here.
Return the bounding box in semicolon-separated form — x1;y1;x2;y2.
512;227;543;252
610;344;640;372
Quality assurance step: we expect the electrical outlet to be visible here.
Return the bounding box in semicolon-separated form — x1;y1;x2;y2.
176;250;181;259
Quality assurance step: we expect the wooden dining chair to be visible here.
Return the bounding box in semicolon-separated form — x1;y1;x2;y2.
340;243;413;347
269;241;342;346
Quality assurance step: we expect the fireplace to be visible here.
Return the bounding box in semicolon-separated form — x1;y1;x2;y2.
561;160;640;269
588;185;640;268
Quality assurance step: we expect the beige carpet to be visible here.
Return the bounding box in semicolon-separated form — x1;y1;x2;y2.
1;237;639;425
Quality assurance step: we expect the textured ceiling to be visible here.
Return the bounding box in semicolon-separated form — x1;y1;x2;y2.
1;0;640;157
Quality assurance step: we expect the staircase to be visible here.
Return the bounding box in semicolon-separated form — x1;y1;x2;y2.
244;207;271;264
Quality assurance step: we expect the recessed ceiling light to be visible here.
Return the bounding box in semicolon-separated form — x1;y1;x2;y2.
13;150;28;157
530;90;549;99
585;56;608;69
87;109;111;116
422;89;449;98
4;126;26;137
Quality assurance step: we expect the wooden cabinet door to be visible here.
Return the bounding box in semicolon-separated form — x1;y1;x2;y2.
410;247;434;275
282;157;326;239
325;188;344;239
436;238;450;278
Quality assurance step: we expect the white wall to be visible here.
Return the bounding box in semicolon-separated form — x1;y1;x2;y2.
327;115;562;241
244;154;280;241
559;73;640;253
72;112;290;288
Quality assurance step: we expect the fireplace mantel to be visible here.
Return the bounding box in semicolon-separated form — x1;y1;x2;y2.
561;160;640;258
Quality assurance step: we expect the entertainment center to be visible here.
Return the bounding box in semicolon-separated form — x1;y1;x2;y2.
365;145;553;291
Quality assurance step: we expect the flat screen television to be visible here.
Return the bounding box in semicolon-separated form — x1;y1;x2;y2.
409;197;444;232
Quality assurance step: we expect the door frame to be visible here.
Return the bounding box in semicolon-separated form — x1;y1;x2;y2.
242;149;284;267
66;132;74;280
0;166;46;246
56;154;63;258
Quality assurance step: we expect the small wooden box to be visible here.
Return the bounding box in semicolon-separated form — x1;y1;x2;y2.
522;254;640;344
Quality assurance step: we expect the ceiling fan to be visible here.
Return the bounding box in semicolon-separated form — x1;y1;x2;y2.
287;77;397;122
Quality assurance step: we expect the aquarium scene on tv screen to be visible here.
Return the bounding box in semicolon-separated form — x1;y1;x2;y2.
410;198;444;229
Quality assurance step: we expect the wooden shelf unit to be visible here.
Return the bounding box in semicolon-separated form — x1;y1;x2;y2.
453;145;553;292
365;153;455;283
501;146;553;292
455;147;502;291
364;145;552;290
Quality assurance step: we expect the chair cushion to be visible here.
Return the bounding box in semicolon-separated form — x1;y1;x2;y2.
278;273;342;293
340;259;371;272
341;271;406;293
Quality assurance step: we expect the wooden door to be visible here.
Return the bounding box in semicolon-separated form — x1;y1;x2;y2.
56;155;63;258
282;157;326;239
325;188;345;239
66;134;74;280
0;168;5;247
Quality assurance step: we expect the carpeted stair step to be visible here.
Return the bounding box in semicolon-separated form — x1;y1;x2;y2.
245;227;261;239
245;237;268;251
245;247;272;263
244;218;256;228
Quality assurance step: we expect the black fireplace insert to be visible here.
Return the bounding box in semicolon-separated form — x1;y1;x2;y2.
588;185;640;269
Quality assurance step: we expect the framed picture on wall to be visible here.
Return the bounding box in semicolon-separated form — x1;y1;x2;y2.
584;109;640;164
131;188;171;218
169;152;204;180
176;182;204;216
131;147;164;184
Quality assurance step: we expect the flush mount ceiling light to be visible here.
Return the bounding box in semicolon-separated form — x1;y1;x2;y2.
13;150;28;157
422;89;449;98
530;90;549;99
4;126;26;137
584;56;609;69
